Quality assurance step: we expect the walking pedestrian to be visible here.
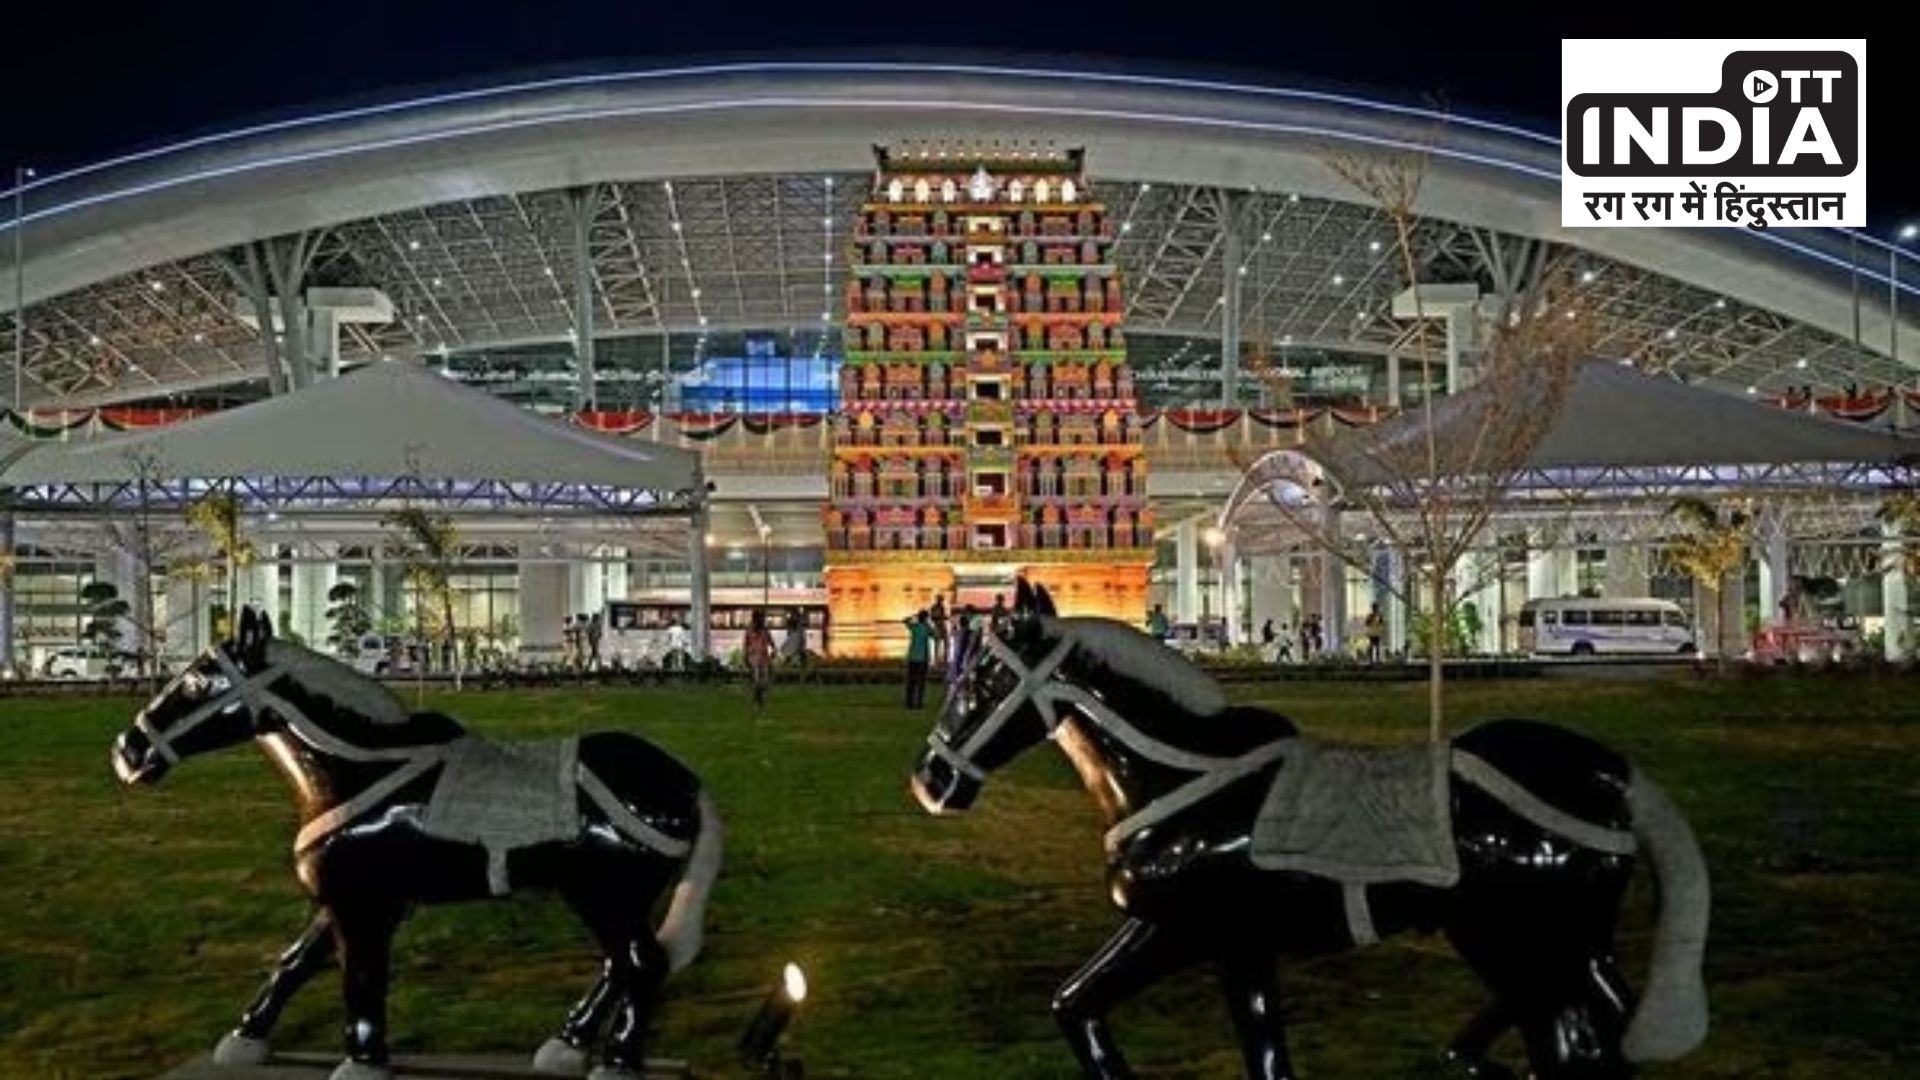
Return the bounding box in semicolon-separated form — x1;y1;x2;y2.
1275;622;1294;663
1297;616;1314;661
904;610;933;709
989;593;1011;638
1365;605;1384;664
743;608;775;709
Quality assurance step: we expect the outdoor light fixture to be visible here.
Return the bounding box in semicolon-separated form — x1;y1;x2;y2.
739;962;808;1076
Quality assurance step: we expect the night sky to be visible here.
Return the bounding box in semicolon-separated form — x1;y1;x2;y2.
0;2;1911;234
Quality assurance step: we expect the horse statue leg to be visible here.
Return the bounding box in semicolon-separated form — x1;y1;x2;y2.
1435;1000;1518;1079
588;935;671;1080
1052;918;1200;1079
327;898;405;1080
1217;947;1296;1080
533;961;619;1076
212;909;337;1065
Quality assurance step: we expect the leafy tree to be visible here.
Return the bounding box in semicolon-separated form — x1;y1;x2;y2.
1665;496;1752;659
79;580;128;652
326;580;373;655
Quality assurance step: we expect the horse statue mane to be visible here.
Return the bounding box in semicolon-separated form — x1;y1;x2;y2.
1042;616;1230;719
263;640;410;726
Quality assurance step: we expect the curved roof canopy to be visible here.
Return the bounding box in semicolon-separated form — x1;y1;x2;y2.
0;360;701;508
2;62;1914;406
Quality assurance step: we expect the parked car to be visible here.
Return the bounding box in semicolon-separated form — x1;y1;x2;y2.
42;645;134;680
1748;619;1864;665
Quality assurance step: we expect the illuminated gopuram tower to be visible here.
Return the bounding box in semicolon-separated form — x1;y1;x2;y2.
824;144;1153;657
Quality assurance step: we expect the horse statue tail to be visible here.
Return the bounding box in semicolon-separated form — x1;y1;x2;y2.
1621;769;1710;1062
656;788;724;974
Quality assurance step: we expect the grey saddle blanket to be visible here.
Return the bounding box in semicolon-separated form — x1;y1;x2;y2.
1250;738;1460;887
422;736;581;893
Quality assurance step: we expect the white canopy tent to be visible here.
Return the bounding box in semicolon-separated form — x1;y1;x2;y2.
1229;361;1920;523
0;361;714;669
0;360;703;494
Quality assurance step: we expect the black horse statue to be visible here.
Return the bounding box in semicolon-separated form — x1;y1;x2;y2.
911;580;1708;1079
111;608;723;1080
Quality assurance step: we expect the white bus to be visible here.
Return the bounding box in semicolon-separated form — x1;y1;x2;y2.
1518;598;1695;657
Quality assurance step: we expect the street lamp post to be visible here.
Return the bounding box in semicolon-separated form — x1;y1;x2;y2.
758;523;773;611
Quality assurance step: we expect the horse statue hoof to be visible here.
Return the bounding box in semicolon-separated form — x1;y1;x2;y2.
586;1067;643;1080
211;1031;271;1066
532;1037;590;1075
327;1060;394;1080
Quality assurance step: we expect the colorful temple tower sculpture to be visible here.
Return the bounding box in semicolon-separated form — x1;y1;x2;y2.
824;144;1154;657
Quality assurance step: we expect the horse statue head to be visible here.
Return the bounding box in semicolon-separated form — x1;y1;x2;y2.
112;607;282;785
911;578;1062;814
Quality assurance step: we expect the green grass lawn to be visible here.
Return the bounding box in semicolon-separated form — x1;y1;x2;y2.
2;673;1917;1079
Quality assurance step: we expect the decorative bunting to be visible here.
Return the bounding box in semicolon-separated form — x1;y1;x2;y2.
669;412;739;441
1162;407;1242;434
572;409;656;434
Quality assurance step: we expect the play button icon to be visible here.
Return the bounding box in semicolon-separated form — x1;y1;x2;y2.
1744;69;1779;103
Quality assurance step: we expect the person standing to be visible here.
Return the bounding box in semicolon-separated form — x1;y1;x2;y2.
1274;623;1294;663
587;610;604;672
1297;616;1314;661
1365;605;1385;664
1148;603;1171;641
904;610;933;709
1261;618;1276;652
947;605;976;686
743;608;775;710
989;593;1010;637
929;595;950;666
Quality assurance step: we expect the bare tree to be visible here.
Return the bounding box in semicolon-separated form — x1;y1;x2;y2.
1233;150;1591;740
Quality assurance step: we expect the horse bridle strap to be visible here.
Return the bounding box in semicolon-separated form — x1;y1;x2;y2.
135;650;282;765
948;631;1240;777
294;751;448;853
1103;739;1293;852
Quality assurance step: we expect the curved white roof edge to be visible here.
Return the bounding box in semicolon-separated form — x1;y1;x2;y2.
2;62;1914;361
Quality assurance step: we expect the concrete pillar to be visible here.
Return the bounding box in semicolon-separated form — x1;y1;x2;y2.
309;308;342;379
1445;309;1464;393
568;547;607;622
603;548;630;602
164;576;207;657
1711;568;1749;658
690;505;712;659
107;547;147;658
570;185;598;411
1320;505;1345;654
1375;545;1407;658
1604;544;1650;599
518;561;568;650
1219;541;1241;643
1220;192;1244;405
1247;554;1294;643
0;510;15;676
1756;520;1790;624
1454;550;1491;656
1883;522;1910;661
288;549;337;648
1526;542;1575;600
1175;519;1200;623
